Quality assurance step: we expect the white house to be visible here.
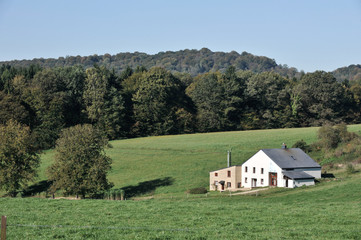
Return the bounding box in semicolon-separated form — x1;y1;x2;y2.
241;146;321;188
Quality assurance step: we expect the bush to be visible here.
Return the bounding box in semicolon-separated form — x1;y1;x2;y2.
346;163;355;174
292;139;311;152
187;187;208;194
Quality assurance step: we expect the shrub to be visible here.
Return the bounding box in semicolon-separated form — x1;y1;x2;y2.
292;139;311;152
346;163;355;174
187;187;208;194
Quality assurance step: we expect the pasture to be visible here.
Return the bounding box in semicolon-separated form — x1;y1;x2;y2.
1;170;361;239
37;124;361;196
1;125;361;239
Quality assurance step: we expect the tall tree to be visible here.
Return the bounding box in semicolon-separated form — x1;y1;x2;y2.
188;72;224;132
0;120;40;197
293;71;348;126
47;124;113;198
220;66;248;130
83;66;126;139
27;68;67;148
132;67;194;136
245;71;291;129
0;91;29;125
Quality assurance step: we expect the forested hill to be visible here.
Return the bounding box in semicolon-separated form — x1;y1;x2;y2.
0;48;300;77
333;64;361;83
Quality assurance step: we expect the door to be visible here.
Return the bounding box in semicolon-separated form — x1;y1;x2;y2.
269;173;277;186
251;178;257;187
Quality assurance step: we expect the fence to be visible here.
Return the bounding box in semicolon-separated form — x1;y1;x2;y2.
1;216;6;240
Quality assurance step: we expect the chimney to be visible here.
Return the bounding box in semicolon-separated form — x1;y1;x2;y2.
227;150;232;167
282;143;287;149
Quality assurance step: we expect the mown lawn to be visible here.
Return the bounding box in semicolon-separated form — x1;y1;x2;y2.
1;169;360;239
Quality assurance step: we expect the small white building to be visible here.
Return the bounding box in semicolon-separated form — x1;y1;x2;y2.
241;147;321;188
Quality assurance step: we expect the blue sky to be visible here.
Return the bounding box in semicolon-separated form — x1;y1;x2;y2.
0;0;360;72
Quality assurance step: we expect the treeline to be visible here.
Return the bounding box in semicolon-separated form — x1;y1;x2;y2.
0;48;301;78
0;63;360;149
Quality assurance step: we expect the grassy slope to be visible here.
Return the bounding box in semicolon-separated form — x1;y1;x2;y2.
2;125;361;239
1;170;360;239
37;124;361;195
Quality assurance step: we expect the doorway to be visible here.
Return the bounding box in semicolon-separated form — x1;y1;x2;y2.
251;178;257;188
269;173;277;186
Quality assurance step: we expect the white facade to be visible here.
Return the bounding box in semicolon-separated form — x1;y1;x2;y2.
241;150;321;189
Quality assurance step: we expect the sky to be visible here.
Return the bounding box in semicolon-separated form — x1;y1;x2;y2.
0;0;360;72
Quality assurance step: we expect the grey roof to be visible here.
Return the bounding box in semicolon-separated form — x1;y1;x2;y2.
261;148;321;169
282;171;315;179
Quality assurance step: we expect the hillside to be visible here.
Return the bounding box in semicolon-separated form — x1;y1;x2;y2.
37;124;361;197
0;48;300;77
332;64;361;83
2;126;361;239
2;158;361;239
3;49;361;80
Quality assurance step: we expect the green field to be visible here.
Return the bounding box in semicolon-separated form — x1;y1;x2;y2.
1;169;361;239
2;125;361;239
36;124;361;196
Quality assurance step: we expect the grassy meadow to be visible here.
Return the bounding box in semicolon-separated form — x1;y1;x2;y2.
36;124;361;195
1;169;361;239
1;125;361;239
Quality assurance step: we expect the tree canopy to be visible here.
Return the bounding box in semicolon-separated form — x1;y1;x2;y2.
47;124;113;198
0;63;361;149
0;120;40;196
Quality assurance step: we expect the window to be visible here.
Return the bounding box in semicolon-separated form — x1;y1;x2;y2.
261;168;264;174
227;170;231;177
245;166;248;172
245;177;248;183
214;181;218;186
215;172;218;177
253;167;256;173
261;179;264;185
237;182;241;188
227;182;231;188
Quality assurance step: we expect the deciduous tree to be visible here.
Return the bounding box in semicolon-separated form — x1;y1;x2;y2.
0;120;39;196
47;124;113;198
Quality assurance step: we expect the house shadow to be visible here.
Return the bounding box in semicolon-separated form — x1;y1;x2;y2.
21;180;53;197
121;177;174;198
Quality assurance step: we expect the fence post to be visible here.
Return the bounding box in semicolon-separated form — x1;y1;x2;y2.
1;216;6;240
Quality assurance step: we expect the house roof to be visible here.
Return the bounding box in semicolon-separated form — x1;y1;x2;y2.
261;148;321;169
282;171;315;179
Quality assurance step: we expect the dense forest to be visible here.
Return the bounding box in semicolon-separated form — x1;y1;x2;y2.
2;49;360;82
1;58;361;150
1;49;302;78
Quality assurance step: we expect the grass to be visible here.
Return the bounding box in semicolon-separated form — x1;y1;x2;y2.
1;167;361;239
2;125;361;239
36;124;361;196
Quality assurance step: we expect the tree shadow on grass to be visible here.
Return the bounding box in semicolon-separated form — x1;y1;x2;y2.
21;180;53;197
121;177;174;198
